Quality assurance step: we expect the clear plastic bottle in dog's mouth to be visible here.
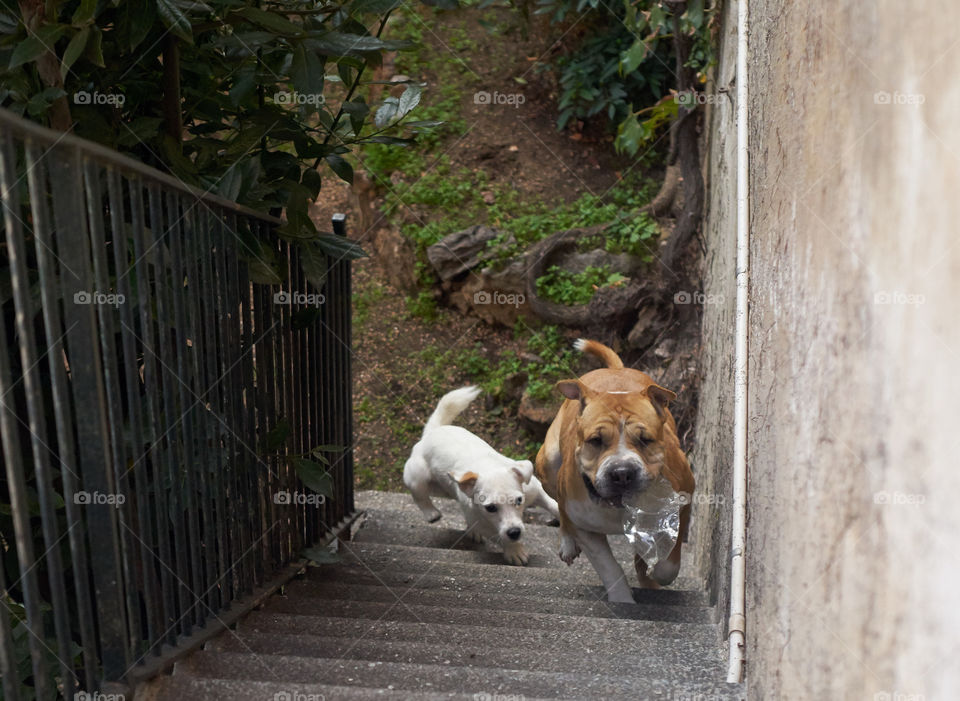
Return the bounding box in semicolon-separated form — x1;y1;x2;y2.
621;478;685;569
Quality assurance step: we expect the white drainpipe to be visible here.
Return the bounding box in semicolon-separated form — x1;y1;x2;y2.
726;0;750;685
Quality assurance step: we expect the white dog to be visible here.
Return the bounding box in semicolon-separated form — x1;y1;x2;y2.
403;386;560;565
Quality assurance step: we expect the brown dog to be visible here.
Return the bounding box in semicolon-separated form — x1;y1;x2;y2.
535;339;694;603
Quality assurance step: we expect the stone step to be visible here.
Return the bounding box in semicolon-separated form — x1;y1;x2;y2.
352;499;704;589
207;630;724;680
277;578;716;624
238;611;718;649
141;676;506;700
177;650;746;700
333;540;703;592
262;592;715;626
305;562;709;607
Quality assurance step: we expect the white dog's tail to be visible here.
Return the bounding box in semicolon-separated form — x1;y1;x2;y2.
424;386;481;435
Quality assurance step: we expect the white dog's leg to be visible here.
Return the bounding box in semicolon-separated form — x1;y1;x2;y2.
502;540;529;566
577;530;635;603
460;504;484;543
403;457;442;523
525;478;560;519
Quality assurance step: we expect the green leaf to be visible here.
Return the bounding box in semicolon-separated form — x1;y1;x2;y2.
235;7;302;36
396;83;421;118
307;31;412;57
119;0;156;51
349;0;404;13
263;418;292;453
298;240;328;289
61;27;89;79
72;0;98;25
301;167;322;197
293;458;333;496
314;232;367;260
290;42;324;101
374;96;398;127
302;546;340;565
157;0;193;43
10;25;67;69
84;25;104;67
325;154;353;184
620;40;647;75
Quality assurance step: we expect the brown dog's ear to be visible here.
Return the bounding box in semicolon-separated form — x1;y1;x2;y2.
449;471;478;496
557;380;583;401
646;384;677;416
557;379;593;413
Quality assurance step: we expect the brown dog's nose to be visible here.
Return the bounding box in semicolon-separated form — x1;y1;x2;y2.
610;466;638;488
506;527;522;541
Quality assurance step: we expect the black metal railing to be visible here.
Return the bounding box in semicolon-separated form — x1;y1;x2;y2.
0;108;354;698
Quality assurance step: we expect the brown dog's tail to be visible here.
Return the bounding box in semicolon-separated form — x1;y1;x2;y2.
574;338;624;369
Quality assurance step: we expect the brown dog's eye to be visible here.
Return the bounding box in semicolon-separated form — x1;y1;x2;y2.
586;435;603;448
634;434;652;448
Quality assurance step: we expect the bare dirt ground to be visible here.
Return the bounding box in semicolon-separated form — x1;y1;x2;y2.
310;6;647;492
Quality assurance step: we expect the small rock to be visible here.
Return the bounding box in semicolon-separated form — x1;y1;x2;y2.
426;225;503;281
518;390;560;439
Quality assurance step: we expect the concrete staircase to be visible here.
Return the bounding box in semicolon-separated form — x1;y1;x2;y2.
140;491;745;700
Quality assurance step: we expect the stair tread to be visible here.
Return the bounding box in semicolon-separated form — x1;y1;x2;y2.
207;630;724;679
304;563;709;606
276;579;716;623
239;611;720;646
179;650;746;699
263;593;715;626
142;676;511;700
334;540;703;592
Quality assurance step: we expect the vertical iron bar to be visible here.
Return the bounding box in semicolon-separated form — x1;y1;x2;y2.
5;134;78;696
50;145;128;681
199;209;227;611
0;132;52;701
24;141;98;690
149;187;191;638
134;181;176;650
181;204;217;620
111;173;159;656
166;191;204;628
87;160;142;665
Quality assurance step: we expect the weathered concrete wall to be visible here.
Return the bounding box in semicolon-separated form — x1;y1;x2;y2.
697;0;960;698
689;0;738;619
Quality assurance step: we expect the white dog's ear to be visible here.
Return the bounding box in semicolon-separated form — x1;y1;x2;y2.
512;460;534;485
449;471;478;496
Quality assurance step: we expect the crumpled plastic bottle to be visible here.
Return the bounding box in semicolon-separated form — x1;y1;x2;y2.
621;477;685;569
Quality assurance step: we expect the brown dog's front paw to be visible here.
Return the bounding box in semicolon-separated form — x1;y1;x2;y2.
559;534;581;565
